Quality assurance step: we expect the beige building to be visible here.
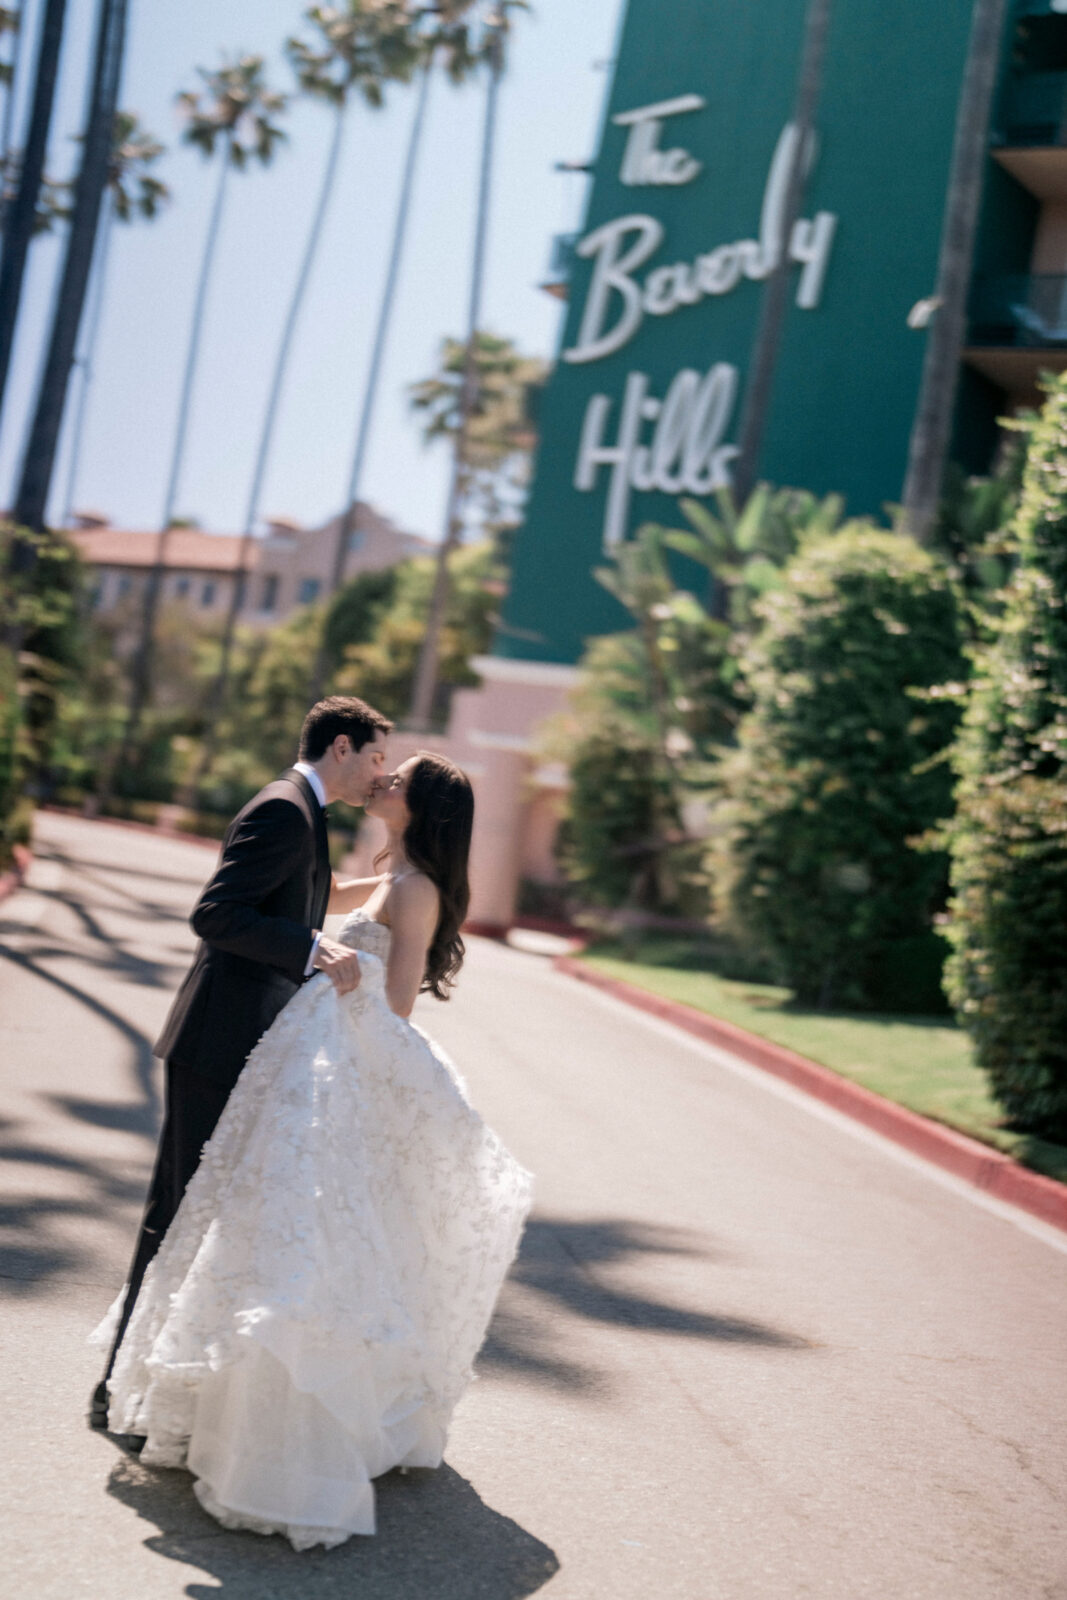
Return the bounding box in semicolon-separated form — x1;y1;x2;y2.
70;505;431;626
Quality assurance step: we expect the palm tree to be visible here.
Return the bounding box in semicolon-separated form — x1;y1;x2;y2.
902;0;1009;541
60;112;170;527
0;5;25;212
189;2;426;791
408;9;517;730
12;0;130;534
0;0;68;437
305;0;526;704
408;329;543;526
731;0;832;506
116;57;286;781
304;59;433;704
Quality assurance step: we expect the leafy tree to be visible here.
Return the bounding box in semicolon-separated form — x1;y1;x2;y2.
322;565;399;668
333;543;498;724
942;376;1067;1138
197;608;322;805
657;485;843;626
926;447;1024;631
547;633;690;913
545;524;732;915
546;491;835;915
176;544;499;808
718;524;964;1010
0;521;86;862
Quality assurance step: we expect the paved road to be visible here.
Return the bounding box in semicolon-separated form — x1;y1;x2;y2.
2;811;1065;1600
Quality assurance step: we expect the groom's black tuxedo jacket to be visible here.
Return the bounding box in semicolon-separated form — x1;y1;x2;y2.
155;768;331;1091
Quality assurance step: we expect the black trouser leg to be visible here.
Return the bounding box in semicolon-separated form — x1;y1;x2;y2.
100;1062;232;1391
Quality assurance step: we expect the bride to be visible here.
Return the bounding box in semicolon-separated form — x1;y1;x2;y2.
99;752;532;1549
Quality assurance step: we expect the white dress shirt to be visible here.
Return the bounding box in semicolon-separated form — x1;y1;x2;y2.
293;761;327;974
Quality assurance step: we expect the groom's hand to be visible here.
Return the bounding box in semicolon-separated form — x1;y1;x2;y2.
313;936;362;995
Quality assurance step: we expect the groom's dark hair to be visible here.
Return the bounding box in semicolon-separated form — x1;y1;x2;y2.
299;696;392;762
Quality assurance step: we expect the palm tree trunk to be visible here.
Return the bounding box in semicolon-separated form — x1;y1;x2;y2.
59;188;114;527
13;0;129;533
0;0;68;435
190;101;350;796
0;3;27;222
408;46;499;731
731;0;832;507
902;0;1008;541
308;62;433;704
115;142;232;782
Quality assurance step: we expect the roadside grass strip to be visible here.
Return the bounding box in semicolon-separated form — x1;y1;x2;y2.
579;939;1067;1187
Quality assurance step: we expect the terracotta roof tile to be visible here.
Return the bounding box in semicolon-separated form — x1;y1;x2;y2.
70;527;258;573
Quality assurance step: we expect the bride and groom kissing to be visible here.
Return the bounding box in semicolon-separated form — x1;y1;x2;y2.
89;695;532;1549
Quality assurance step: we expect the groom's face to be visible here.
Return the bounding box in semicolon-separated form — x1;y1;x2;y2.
332;730;388;808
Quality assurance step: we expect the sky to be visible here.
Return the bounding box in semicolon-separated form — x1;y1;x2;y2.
0;0;625;541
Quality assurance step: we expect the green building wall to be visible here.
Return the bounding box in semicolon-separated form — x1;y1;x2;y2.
496;0;982;664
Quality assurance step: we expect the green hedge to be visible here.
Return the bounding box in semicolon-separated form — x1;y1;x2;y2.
944;376;1067;1139
719;525;964;1010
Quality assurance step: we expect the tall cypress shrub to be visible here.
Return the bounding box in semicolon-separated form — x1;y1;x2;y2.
720;525;964;1010
943;377;1067;1139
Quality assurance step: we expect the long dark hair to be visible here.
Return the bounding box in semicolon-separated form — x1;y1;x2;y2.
393;752;474;1000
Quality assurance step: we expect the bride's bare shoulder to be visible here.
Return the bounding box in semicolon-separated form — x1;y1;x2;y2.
384;871;438;927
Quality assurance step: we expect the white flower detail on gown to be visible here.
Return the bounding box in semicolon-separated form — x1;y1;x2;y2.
100;910;533;1549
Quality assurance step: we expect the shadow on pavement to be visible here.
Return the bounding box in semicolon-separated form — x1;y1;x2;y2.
105;1453;559;1599
0;939;160;1291
0;1136;148;1289
0;943;160;1113
480;1214;810;1394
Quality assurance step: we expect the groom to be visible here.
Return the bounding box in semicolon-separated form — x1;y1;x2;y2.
91;694;392;1431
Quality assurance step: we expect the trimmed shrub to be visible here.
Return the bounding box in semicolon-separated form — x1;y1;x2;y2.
557;715;679;910
943;376;1067;1138
718;524;964;1010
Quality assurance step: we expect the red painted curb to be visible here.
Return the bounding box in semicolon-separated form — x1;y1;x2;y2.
0;842;32;908
555;955;1067;1235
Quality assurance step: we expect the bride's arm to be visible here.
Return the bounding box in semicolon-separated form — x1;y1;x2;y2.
327;873;385;914
384;874;439;1018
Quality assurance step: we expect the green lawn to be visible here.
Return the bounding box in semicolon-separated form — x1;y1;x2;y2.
579;939;1067;1186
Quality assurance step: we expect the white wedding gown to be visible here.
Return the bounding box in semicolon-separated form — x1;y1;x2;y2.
97;910;532;1549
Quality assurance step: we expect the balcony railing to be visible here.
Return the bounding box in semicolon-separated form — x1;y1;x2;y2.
546;231;579;281
995;70;1067;145
1013;0;1067;18
540;230;580;300
970;272;1067;346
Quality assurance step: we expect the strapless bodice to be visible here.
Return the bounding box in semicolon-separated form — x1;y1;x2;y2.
336;908;392;960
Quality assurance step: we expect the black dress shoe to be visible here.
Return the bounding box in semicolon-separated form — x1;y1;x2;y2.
88;1379;109;1431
